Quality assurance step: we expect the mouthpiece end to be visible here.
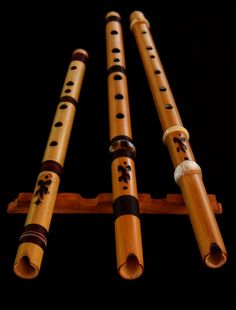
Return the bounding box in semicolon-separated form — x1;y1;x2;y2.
14;256;39;279
118;254;143;280
14;243;43;279
205;243;227;268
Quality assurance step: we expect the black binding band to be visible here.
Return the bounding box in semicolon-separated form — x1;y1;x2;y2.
59;96;78;107
113;195;140;219
110;135;132;145
110;149;136;161
107;65;126;76
19;224;48;251
71;52;88;65
106;15;121;23
40;160;63;177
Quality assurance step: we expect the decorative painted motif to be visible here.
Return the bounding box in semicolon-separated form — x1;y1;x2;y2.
173;135;188;153
34;173;53;205
118;162;131;183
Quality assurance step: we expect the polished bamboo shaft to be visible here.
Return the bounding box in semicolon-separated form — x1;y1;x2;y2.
130;11;227;268
14;49;88;279
106;12;144;279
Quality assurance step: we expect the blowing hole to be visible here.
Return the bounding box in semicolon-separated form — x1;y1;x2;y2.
20;257;36;274
119;254;143;280
205;243;227;268
111;30;118;35
127;254;139;275
14;256;38;279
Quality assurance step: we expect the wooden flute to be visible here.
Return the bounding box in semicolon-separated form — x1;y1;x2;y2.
130;11;227;268
14;49;88;279
105;12;144;279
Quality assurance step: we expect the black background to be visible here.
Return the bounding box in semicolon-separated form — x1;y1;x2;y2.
0;0;235;307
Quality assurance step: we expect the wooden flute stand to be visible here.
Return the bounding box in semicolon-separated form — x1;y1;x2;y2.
8;192;222;215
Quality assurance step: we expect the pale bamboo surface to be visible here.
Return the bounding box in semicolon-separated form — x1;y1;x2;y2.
14;244;43;279
8;192;222;214
14;49;88;279
130;11;227;268
106;11;132;140
115;215;143;279
106;11;144;279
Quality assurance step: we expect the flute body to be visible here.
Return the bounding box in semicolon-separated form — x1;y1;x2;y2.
106;12;144;279
14;49;88;278
130;11;227;268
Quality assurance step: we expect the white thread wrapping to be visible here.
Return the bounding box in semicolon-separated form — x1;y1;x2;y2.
174;160;201;184
162;126;190;144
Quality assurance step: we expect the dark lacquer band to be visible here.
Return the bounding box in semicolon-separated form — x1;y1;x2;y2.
19;223;48;251
110;135;132;145
107;65;126;76
113;195;140;219
40;160;63;178
106;15;121;24
110;149;136;161
59;96;78;107
71;52;88;65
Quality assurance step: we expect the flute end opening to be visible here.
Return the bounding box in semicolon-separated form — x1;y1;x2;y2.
119;254;143;280
205;243;227;268
14;256;39;279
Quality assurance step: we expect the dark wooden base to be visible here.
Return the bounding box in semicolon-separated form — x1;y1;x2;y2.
7;193;222;214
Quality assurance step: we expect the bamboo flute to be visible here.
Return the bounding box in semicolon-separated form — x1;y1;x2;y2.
130;11;227;268
14;49;88;278
105;12;144;279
